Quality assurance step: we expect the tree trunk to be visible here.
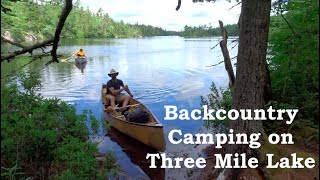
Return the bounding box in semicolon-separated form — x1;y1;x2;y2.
232;0;271;134
51;0;73;63
218;20;235;88
216;0;272;179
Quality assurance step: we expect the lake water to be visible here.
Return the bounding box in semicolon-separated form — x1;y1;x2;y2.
2;36;238;179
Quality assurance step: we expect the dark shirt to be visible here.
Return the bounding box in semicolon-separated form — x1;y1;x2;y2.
106;79;124;94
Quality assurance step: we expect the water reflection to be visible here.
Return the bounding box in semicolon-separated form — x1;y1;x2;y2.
74;61;87;73
107;127;165;180
2;36;237;179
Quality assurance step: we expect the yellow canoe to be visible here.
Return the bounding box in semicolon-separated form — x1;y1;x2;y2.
101;85;166;152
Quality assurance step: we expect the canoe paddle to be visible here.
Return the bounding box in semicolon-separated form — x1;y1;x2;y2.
60;55;73;62
114;104;141;110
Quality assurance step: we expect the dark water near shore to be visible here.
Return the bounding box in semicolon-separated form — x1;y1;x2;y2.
2;36;237;179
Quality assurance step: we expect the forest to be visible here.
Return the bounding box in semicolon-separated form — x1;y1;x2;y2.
1;0;179;41
201;0;318;178
1;0;238;42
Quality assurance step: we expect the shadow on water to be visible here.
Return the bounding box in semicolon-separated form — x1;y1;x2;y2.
106;127;165;180
74;61;87;73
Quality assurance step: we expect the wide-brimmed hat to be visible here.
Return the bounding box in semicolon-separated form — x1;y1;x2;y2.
108;69;119;77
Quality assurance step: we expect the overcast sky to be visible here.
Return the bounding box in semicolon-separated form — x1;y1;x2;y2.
79;0;241;31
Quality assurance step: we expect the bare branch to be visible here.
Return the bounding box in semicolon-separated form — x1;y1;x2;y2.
176;0;181;11
229;1;241;10
206;60;224;67
276;0;296;36
205;56;237;67
227;39;238;47
229;41;238;51
210;41;221;50
218;20;235;87
280;13;296;36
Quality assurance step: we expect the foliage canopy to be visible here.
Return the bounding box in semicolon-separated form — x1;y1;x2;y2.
268;0;319;123
1;72;118;179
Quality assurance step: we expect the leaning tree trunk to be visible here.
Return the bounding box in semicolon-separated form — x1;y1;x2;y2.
219;20;235;88
216;0;272;179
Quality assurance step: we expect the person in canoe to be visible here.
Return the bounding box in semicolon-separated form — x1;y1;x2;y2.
106;69;133;108
72;47;86;59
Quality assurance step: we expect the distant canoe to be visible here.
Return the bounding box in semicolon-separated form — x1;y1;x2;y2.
75;57;87;64
101;84;166;151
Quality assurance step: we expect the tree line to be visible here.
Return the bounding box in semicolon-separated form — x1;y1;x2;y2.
180;24;239;37
1;0;239;42
1;0;178;41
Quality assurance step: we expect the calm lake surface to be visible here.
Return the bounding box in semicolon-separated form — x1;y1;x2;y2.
2;36;238;179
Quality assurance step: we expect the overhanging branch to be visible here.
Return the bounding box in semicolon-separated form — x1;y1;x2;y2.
229;1;241;10
176;0;181;11
1;0;73;63
1;39;54;62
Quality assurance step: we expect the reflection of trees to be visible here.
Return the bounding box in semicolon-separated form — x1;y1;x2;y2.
107;127;165;180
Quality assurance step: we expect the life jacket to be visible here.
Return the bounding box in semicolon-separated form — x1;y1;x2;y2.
74;49;86;58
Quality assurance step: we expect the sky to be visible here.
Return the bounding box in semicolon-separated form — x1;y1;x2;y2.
79;0;241;31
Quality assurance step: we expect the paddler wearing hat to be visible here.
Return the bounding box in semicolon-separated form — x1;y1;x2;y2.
106;69;133;108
